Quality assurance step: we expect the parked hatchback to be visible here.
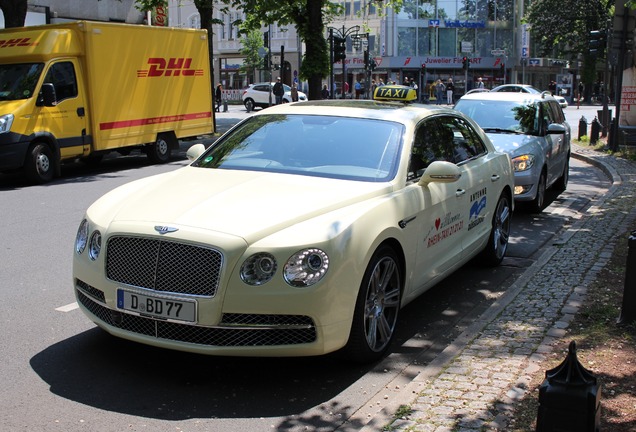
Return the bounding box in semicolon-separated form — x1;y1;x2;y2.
242;82;307;110
455;91;571;212
491;84;568;109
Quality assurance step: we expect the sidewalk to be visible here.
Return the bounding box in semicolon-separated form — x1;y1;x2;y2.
357;144;636;431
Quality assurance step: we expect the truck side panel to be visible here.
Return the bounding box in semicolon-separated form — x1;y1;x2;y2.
82;22;214;151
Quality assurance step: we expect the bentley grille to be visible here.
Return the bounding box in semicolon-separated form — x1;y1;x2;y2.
106;236;222;297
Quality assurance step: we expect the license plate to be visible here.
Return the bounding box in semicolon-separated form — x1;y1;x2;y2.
117;289;196;323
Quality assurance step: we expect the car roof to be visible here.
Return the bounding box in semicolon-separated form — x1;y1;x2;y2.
250;99;460;124
491;84;540;93
458;90;557;104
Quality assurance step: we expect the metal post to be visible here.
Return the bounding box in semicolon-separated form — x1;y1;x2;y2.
617;231;636;326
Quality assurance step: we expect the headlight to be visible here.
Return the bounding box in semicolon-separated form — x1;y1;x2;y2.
75;219;89;254
511;154;535;172
240;252;278;285
0;114;14;134
283;248;329;287
88;231;102;261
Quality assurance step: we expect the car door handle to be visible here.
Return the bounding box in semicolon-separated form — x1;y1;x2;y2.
456;189;466;197
491;174;501;182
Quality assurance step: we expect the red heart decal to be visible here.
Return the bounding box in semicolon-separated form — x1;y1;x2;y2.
435;218;441;230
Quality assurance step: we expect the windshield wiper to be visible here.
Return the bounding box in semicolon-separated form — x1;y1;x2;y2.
482;127;525;135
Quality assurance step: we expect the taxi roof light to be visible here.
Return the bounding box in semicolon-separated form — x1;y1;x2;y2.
373;85;418;103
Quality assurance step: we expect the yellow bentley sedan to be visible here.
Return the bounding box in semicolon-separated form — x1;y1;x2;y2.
73;87;514;363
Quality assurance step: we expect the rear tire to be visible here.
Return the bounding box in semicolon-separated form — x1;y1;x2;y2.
24;143;55;184
344;245;402;363
244;98;254;112
147;133;175;164
480;192;511;266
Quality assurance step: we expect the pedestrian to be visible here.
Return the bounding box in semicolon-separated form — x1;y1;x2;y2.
371;79;377;97
214;83;223;112
577;82;584;109
273;77;284;104
446;78;454;105
435;79;445;105
476;77;484;89
321;84;330;99
548;80;556;96
354;79;362;99
291;82;299;102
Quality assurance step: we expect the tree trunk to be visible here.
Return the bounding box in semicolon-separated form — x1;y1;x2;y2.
0;0;28;28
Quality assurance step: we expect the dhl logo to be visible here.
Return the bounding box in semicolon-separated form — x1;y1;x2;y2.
137;57;204;77
0;38;38;48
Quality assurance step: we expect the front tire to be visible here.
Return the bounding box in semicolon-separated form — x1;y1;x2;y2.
344;245;402;363
480;192;511;266
24;143;55;184
529;170;547;213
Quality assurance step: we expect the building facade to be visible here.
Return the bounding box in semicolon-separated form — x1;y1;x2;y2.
16;0;576;101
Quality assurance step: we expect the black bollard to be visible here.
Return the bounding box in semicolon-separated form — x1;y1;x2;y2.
536;341;601;432
617;231;636;326
590;117;601;145
578;116;587;140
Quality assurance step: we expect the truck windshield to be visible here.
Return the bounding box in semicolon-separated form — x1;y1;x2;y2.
0;63;44;101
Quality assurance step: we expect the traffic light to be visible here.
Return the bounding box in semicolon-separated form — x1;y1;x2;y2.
263;31;269;49
369;58;377;71
462;56;469;70
333;36;346;62
500;63;505;71
589;30;606;57
421;63;426;72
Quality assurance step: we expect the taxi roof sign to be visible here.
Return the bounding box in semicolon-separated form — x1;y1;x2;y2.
373;85;417;102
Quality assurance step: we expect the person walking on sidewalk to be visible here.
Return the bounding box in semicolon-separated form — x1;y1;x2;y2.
273;77;284;105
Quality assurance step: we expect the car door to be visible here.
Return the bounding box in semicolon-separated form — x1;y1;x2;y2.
540;100;566;185
445;116;498;257
408;116;469;293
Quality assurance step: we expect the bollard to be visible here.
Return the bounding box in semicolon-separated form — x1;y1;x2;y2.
536;341;601;432
590;117;601;145
578;116;587;140
617;230;636;326
223;99;228;112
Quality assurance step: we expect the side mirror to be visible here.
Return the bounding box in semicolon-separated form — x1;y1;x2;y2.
186;143;206;161
418;161;462;186
547;123;566;134
36;83;57;107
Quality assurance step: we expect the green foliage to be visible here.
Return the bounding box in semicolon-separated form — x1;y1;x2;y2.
239;29;266;81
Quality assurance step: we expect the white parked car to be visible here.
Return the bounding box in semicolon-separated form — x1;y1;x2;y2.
491;84;569;109
242;82;307;110
73;86;514;363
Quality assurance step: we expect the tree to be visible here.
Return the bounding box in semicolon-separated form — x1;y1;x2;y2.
525;0;612;93
239;29;266;84
230;0;342;101
0;0;27;28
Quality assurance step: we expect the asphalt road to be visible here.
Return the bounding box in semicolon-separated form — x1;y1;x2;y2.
0;105;611;432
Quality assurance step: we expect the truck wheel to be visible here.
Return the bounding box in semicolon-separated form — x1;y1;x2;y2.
147;133;174;164
24;143;55;184
343;245;402;363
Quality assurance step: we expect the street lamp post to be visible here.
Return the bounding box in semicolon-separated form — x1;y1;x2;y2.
328;25;360;99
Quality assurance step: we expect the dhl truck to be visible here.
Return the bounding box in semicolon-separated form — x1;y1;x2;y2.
0;21;214;183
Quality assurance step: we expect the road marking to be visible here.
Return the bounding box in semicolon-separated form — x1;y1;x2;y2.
56;302;79;312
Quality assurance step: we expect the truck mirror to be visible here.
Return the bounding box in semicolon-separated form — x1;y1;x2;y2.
37;83;57;107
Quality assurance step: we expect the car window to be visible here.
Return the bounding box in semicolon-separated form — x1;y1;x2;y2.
253;84;269;92
44;61;78;103
193;114;404;182
547;100;565;123
409;117;455;179
455;99;540;136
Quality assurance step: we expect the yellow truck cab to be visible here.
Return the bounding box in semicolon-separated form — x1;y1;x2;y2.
0;21;214;183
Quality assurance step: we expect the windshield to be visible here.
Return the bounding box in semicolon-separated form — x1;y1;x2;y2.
0;63;45;101
193;114;404;182
455;100;540;135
